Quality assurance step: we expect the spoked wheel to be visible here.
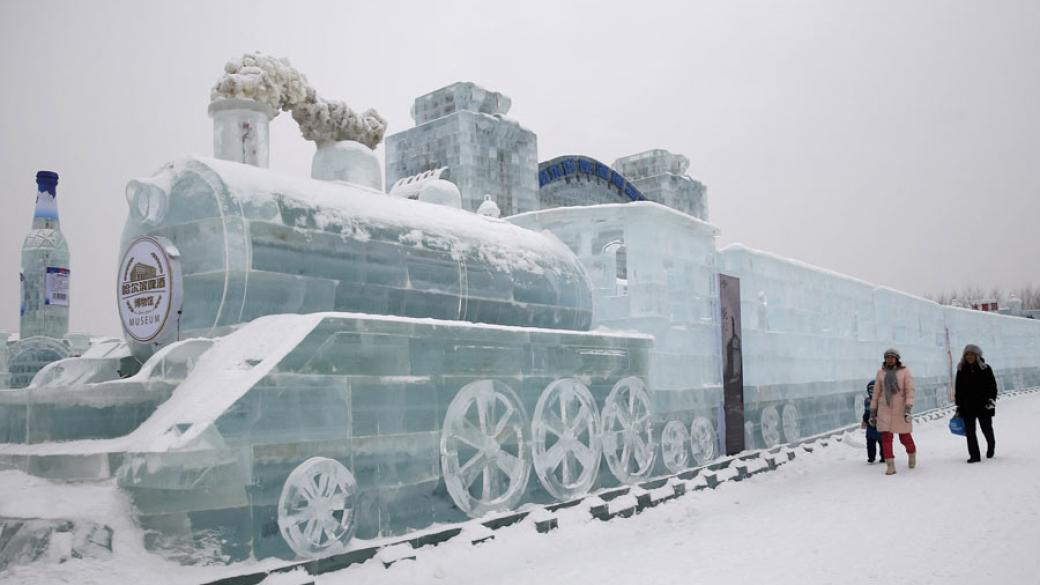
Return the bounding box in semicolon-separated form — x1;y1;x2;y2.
532;378;601;501
440;379;530;517
689;416;719;466
744;421;756;451
660;420;690;473
781;403;800;442
278;457;358;559
601;377;655;483
760;405;781;448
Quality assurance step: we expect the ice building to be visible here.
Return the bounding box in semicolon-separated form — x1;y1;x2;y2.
613;149;709;220
385;82;539;215
2;55;1040;570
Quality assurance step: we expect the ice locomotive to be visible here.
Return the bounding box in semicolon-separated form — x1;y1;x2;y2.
110;155;658;561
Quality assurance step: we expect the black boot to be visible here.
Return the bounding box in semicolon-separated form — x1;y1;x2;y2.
986;446;994;459
967;457;981;463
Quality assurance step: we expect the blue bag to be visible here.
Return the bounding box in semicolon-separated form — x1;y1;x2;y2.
949;415;966;436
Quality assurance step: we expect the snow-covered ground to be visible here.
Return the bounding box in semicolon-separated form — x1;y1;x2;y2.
4;392;1037;585
327;393;1040;585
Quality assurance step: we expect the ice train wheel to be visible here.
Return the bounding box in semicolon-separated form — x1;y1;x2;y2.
760;405;781;448
278;457;358;559
744;421;756;451
781;403;800;442
689;416;718;465
601;377;655;483
660;420;690;473
440;380;531;517
532;378;601;501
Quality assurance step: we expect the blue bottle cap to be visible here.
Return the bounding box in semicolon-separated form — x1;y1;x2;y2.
36;171;59;195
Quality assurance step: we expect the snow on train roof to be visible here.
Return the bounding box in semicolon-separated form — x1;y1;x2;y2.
171;156;578;275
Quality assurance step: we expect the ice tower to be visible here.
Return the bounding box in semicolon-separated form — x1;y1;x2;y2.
208;98;275;168
612;149;708;220
385;82;539;215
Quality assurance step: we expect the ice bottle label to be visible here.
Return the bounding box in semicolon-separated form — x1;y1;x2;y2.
45;267;70;306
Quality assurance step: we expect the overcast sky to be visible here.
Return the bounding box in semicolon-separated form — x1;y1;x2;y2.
1;0;1038;337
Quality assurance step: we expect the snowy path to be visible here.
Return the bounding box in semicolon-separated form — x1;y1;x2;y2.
328;393;1040;585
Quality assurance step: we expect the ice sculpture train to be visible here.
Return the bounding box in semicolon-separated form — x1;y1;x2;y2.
101;153;1040;563
109;156;662;561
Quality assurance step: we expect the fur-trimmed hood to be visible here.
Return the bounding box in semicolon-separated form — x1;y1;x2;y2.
958;344;989;371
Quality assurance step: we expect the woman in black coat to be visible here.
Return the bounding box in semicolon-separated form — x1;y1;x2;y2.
954;344;998;463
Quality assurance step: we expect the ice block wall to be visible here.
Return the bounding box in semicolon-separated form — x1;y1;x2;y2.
510;202;723;416
512;207;1040;452
943;303;1040;390
719;243;1040;447
119;157;594;356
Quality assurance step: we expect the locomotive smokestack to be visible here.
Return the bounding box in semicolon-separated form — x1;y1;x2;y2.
208;53;387;182
293;100;387;190
208;53;310;168
208;98;276;167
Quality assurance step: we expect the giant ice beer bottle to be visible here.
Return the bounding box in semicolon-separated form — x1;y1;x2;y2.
20;171;70;340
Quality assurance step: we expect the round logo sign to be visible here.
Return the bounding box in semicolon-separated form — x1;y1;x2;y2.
117;236;181;343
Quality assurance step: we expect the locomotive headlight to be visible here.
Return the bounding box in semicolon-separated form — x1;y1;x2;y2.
126;179;169;225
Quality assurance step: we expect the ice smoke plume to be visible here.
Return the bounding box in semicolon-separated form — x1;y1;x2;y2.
211;52;387;149
292;97;387;150
211;53;310;113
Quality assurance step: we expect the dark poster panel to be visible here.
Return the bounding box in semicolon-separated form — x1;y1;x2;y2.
719;274;745;455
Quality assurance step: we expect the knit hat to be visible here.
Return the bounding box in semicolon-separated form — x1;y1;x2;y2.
883;348;901;360
866;379;875;395
963;344;983;359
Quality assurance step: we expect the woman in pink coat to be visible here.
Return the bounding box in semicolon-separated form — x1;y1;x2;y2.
870;348;917;475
